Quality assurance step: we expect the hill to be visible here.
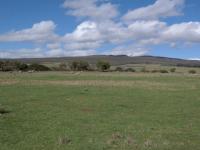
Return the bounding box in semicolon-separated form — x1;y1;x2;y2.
1;55;200;67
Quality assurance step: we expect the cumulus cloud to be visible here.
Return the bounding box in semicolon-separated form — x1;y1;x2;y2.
0;0;200;58
63;0;118;21
0;21;58;43
162;22;200;43
0;48;44;58
108;45;149;56
123;0;185;22
64;21;102;42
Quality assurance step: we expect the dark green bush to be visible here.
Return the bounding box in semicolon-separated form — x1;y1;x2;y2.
29;64;51;71
151;70;159;73
159;70;169;73
70;61;90;71
96;61;110;72
0;107;9;114
125;68;135;72
115;67;123;72
170;68;176;73
189;70;196;74
16;63;29;71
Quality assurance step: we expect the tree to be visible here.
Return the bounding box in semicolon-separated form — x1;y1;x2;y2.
16;62;29;71
70;61;79;71
115;67;123;72
170;68;176;73
96;61;110;71
29;63;50;71
70;61;90;71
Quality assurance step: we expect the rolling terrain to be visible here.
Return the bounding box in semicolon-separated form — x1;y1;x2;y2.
2;55;200;67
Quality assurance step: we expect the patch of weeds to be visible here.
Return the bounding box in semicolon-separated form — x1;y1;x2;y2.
58;136;71;145
80;88;89;94
0;106;10;115
106;132;136;149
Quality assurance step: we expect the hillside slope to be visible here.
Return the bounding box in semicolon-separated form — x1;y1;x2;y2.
2;55;200;67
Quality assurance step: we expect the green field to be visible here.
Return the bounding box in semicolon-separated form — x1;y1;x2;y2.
0;72;200;150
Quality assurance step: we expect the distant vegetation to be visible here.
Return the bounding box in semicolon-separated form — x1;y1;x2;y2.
0;60;198;74
70;61;90;71
170;68;176;73
0;61;50;72
96;61;110;72
189;70;197;74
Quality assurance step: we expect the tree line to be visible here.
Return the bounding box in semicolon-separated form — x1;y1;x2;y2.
0;60;111;72
0;61;50;72
0;60;197;74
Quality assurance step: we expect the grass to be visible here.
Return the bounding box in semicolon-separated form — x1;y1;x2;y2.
0;71;200;150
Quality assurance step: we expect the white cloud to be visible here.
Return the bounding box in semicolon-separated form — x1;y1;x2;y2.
1;0;200;58
105;45;148;56
122;0;185;22
63;0;118;21
64;21;102;42
189;58;200;61
162;22;200;43
0;21;58;43
0;48;44;58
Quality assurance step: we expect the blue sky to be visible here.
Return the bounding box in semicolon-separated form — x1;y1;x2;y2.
0;0;200;59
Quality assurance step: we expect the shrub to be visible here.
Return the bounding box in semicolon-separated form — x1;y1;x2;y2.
29;64;51;71
16;63;29;71
70;61;90;71
189;70;196;74
159;70;169;73
0;107;9;114
115;67;123;72
70;61;79;71
125;68;135;72
151;70;159;73
96;61;110;72
170;68;176;73
78;61;90;71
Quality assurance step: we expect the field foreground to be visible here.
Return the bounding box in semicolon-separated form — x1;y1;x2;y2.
0;72;200;150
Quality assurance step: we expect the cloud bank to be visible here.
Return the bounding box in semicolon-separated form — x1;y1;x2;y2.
0;0;200;58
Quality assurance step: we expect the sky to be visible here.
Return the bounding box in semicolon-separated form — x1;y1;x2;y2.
0;0;200;59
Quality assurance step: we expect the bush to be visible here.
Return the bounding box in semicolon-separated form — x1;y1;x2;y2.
125;68;135;72
0;107;9;114
96;61;110;72
151;70;159;73
159;70;169;73
189;70;196;74
170;68;176;73
29;64;51;71
16;63;29;71
70;61;90;71
115;67;123;72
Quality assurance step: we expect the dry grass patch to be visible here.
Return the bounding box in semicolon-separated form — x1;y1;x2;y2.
0;79;19;85
58;136;71;145
106;132;136;149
